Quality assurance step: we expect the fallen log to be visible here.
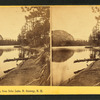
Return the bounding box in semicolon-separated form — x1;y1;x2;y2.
74;68;85;74
4;58;29;62
4;68;15;73
74;58;100;63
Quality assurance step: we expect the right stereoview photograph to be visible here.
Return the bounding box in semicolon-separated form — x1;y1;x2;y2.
51;6;100;86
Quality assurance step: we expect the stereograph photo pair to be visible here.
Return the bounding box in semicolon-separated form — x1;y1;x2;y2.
0;5;100;94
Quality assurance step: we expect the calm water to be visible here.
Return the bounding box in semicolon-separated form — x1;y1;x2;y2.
52;46;100;86
0;46;20;77
0;45;35;77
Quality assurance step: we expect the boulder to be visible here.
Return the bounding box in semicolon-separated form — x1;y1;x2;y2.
52;30;74;46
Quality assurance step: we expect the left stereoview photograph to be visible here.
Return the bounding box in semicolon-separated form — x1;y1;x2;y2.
0;6;50;86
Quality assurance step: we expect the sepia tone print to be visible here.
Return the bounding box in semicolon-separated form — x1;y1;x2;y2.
52;6;100;86
0;6;50;86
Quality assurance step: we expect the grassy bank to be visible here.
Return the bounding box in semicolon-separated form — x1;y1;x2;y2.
61;60;100;86
0;47;50;86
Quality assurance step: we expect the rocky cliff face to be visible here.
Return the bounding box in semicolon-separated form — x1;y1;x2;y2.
52;30;74;46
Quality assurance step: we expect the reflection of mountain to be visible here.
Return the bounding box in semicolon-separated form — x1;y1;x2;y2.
0;50;3;56
52;48;74;62
52;30;74;46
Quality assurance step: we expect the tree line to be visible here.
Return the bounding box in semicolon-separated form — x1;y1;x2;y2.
88;31;100;46
53;40;89;46
0;39;19;45
66;40;89;46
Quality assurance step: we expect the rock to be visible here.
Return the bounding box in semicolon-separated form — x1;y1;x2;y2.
52;30;74;46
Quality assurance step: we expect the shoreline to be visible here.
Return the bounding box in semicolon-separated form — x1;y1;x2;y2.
61;60;100;86
0;48;50;86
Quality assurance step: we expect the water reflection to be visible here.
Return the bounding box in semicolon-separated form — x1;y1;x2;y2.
0;46;40;77
52;47;99;86
0;48;16;57
52;48;74;62
18;48;38;59
0;46;20;77
89;48;100;59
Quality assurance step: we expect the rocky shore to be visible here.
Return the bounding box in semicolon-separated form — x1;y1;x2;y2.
0;48;50;86
61;60;100;86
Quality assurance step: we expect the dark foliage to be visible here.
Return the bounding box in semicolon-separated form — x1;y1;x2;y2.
0;39;19;45
18;7;50;47
53;40;89;46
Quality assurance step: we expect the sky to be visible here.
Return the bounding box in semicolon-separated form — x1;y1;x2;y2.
0;7;28;40
51;6;99;40
0;6;99;41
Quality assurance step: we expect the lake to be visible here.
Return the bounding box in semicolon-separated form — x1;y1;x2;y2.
52;46;100;86
0;45;36;77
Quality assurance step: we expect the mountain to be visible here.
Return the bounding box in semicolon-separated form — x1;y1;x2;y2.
52;30;74;46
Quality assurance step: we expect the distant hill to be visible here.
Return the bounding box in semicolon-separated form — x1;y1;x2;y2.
52;30;74;46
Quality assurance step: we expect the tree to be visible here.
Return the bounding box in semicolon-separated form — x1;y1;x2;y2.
89;7;100;46
19;7;50;47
